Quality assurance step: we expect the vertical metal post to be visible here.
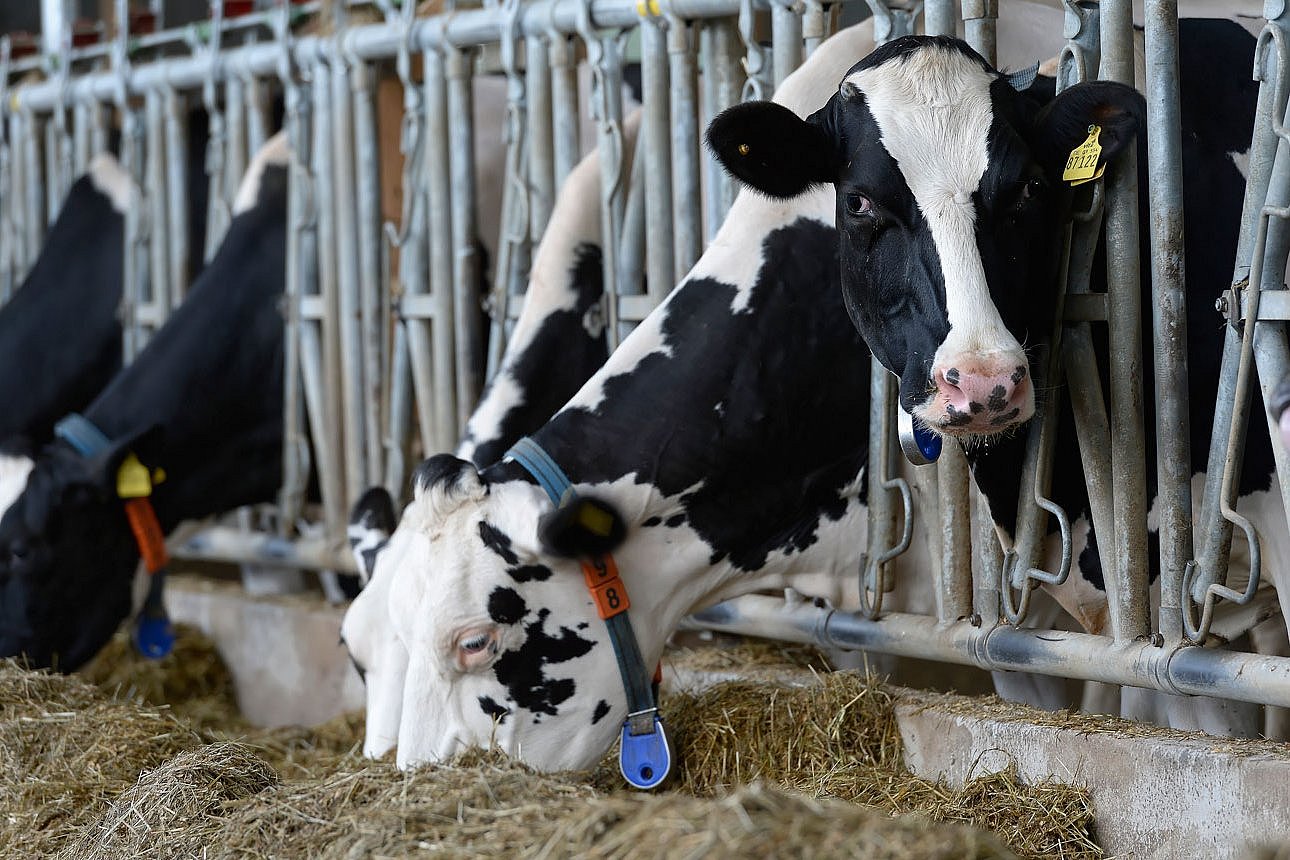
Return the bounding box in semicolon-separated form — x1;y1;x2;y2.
548;32;580;190
351;58;386;489
924;0;957;38
1142;0;1191;645
224;74;249;216
770;0;803;90
21;107;45;267
423;46;460;454
640;14;676;306
163;87;191;304
448;46;484;431
526;33;556;241
801;0;828;57
669;13;702;283
939;442;976;622
1100;0;1151;642
701;17;742;241
145;86;171;325
961;0;998;66
330;47;369;504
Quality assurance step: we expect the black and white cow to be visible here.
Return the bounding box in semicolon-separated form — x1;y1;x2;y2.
342;115;639;758
708;20;1287;724
0;134;289;671
335;23;932;771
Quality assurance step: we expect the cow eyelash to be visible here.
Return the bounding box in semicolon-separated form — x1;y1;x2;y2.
460;633;491;654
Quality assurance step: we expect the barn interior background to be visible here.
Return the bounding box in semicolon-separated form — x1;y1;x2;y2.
3;0;1290;856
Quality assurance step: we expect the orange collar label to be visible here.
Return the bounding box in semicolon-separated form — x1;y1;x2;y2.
123;497;169;575
582;556;630;620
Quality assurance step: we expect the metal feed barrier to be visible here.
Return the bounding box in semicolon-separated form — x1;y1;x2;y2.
5;0;1290;718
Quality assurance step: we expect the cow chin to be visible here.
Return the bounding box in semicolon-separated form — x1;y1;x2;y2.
913;389;1035;442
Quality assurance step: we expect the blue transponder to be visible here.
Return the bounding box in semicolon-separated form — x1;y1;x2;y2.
914;422;943;463
619;715;671;790
133;615;175;659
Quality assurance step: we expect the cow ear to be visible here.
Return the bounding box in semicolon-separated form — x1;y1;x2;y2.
706;99;839;199
348;486;397;586
1031;81;1145;181
410;454;486;521
537;496;626;559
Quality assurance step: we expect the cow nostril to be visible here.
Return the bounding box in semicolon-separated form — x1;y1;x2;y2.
944;367;961;386
1012;365;1028;385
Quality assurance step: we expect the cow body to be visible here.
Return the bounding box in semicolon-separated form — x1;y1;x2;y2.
709;20;1285;728
0;135;289;671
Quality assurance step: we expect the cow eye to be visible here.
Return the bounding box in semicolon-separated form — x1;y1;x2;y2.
456;626;500;670
1020;177;1045;202
461;633;490;653
845;192;875;218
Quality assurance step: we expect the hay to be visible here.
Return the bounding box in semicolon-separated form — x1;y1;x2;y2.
0;663;205;858
6;638;1100;859
656;673;1100;860
79;623;242;731
66;742;278;860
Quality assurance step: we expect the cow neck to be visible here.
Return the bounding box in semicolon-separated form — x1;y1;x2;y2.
502;436;671;790
78;197;287;532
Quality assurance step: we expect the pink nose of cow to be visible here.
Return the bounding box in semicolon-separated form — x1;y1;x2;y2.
934;362;1030;429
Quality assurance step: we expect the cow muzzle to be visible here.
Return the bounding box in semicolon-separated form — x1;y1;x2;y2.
923;356;1034;435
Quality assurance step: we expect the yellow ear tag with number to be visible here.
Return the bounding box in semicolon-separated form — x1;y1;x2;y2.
116;453;154;499
1063;124;1105;186
577;502;614;537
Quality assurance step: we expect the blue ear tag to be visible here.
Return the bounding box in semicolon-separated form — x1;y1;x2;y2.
897;406;942;465
133;613;175;659
619;713;671;790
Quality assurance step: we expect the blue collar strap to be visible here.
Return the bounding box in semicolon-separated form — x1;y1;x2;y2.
505;437;671;790
54;413;111;458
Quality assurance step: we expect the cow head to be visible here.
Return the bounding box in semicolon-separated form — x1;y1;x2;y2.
708;35;1143;440
0;430;157;670
343;454;636;771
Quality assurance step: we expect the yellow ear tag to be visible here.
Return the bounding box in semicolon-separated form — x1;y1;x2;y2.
116;453;154;499
1063;124;1104;186
577;502;613;537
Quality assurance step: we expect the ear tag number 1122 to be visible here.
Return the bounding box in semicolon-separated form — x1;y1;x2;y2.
1063;124;1104;186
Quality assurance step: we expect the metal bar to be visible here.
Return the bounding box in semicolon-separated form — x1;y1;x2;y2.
351;59;386;489
1100;0;1151;642
1143;0;1192;646
21;108;45;267
692;594;1290;709
224;74;249;210
938;441;976;623
548;33;581;187
668;14;702;283
330;50;369;505
448;46;484;432
961;0;997;66
801;0;827;56
639;15;676;306
163;88;191;305
172;525;358;574
770;0;802;90
701;17;742;241
422;46;460;455
924;0;957;38
526;33;556;240
145;86;171;330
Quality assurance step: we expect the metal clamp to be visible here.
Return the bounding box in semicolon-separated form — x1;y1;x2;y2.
380;0;428;251
737;0;769;100
857;475;913;618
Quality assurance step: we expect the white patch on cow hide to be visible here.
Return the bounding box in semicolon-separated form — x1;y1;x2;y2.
0;454;33;522
232;131;291;215
1229;148;1251;182
846;47;1022;367
564;309;672;413
88;153;137;214
459;372;526;461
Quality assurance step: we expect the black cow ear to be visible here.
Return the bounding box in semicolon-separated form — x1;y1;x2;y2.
1031;81;1145;181
537;496;626;559
349;486;397;586
706;99;839;199
410;454;486;521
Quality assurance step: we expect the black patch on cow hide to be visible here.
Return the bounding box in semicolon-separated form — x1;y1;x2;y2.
492;608;596;716
487;587;528;625
478;695;511;724
591;699;611;725
508;564;554;583
479;521;520;565
508;219;871;573
469;243;608;467
642;516;663;527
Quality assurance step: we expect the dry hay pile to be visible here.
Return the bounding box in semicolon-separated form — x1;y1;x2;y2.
0;633;1100;859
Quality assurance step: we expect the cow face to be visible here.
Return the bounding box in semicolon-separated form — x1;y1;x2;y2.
0;440;144;670
346;454;630;771
708;36;1143;440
